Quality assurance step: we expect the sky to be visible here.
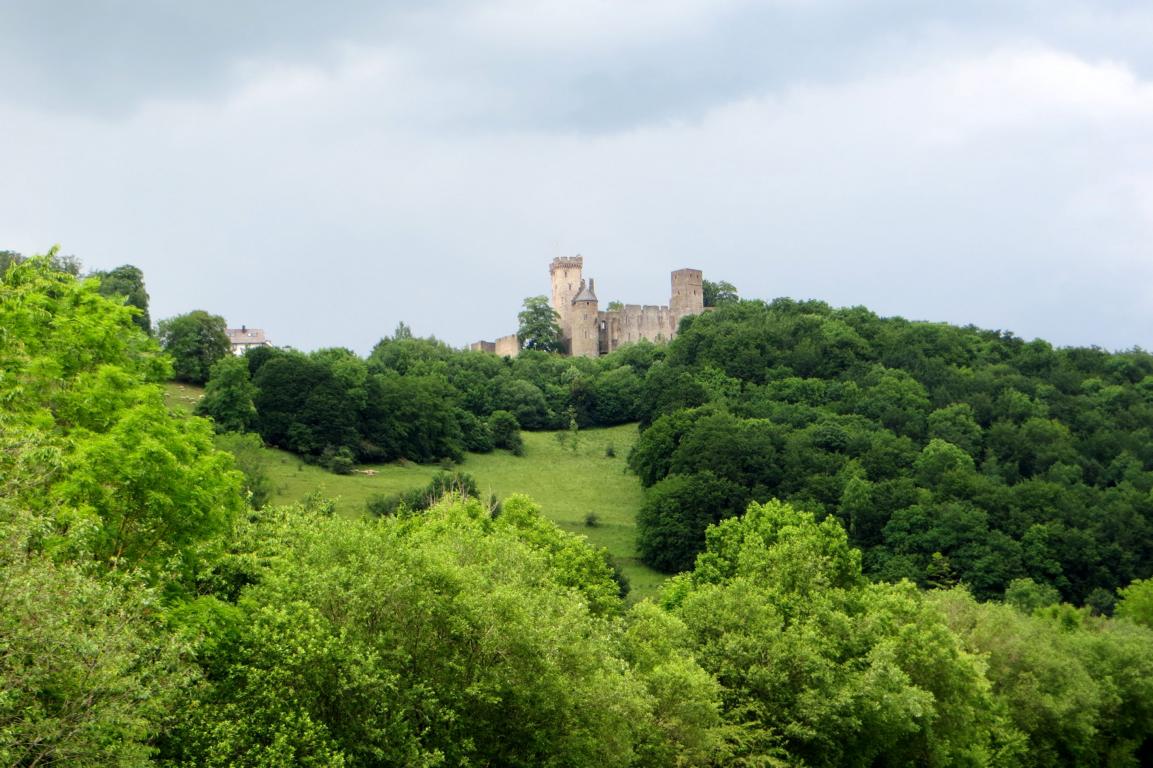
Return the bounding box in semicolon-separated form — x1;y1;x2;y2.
3;1;1153;355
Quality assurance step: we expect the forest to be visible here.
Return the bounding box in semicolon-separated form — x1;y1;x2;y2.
4;253;1153;766
194;288;1153;609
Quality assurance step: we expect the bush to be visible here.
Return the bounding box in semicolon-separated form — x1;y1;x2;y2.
366;493;403;517
488;410;522;452
459;410;495;453
320;445;356;475
368;472;483;518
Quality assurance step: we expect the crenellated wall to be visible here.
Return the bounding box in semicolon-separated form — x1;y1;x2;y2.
472;257;704;358
601;304;676;352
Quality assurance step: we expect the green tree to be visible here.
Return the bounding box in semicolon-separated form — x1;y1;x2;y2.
702;279;739;307
158;309;230;384
517;295;562;353
488;409;523;454
196;354;258;433
0;517;189;768
91;264;151;334
360;372;464;463
636;472;747;573
1116;577;1153;628
665;501;1013;767
214;431;274;510
166;495;712;766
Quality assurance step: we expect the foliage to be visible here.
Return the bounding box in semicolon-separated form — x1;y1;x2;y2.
663;500;1016;767
366;470;481;516
214;431;273;509
0;255;242;580
934;588;1153;765
164;496;717;766
91;263;151;333
1116;577;1153;628
702;279;739;307
636;472;746;573
0;514;190;768
488;408;523;453
158;309;230;384
0;254;244;763
628;299;1153;603
517;294;563;353
196;354;257;433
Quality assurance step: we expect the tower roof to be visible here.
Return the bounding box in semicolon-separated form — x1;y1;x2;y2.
573;277;598;303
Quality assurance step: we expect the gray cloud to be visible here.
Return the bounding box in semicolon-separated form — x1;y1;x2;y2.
2;1;1152;354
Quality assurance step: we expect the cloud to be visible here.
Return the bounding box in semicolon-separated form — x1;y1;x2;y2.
3;4;1152;354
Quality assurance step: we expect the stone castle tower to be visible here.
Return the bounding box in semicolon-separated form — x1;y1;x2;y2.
670;268;704;325
569;277;600;358
472;256;705;358
549;255;584;342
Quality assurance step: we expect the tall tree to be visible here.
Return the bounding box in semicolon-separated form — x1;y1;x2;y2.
196;354;258;433
91;264;151;333
517;295;563;353
702;279;738;307
158;310;230;384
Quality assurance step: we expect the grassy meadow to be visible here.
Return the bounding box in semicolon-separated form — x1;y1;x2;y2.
165;382;664;599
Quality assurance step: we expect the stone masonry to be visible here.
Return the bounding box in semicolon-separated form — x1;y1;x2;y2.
471;256;705;358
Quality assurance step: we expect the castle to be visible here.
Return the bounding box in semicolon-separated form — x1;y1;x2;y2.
471;256;705;358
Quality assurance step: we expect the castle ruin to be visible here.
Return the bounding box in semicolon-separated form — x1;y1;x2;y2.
472;256;705;358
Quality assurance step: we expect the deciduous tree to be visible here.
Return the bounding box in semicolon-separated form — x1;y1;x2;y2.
158;309;230;384
517;295;562;353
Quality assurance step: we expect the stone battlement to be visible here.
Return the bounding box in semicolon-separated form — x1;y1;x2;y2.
473;256;704;358
549;255;584;273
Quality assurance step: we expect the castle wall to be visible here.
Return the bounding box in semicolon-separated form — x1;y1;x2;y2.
494;334;520;357
602;304;676;352
472;258;704;359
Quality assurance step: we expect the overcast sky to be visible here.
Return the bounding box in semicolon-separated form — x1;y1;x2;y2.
3;1;1152;354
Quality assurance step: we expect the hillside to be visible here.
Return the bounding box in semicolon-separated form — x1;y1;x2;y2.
10;257;1153;766
167;384;660;597
263;424;660;597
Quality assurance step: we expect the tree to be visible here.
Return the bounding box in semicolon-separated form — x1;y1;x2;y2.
213;431;273;509
517;295;563;353
196;355;258;433
665;501;1012;767
164;496;712;767
158;310;230;384
91;264;151;333
636;472;747;573
488;409;523;453
0;518;188;768
1116;577;1153;628
702;279;738;307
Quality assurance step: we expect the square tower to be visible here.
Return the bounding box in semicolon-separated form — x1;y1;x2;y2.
670;268;704;323
549;256;583;344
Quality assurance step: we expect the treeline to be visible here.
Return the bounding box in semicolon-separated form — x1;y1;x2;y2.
200;330;666;465
6;254;1153;766
628;299;1153;607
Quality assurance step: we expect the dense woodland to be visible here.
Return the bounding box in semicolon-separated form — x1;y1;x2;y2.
5;253;1153;766
195;291;1153;608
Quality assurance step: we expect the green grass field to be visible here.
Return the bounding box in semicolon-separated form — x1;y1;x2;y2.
164;383;664;599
